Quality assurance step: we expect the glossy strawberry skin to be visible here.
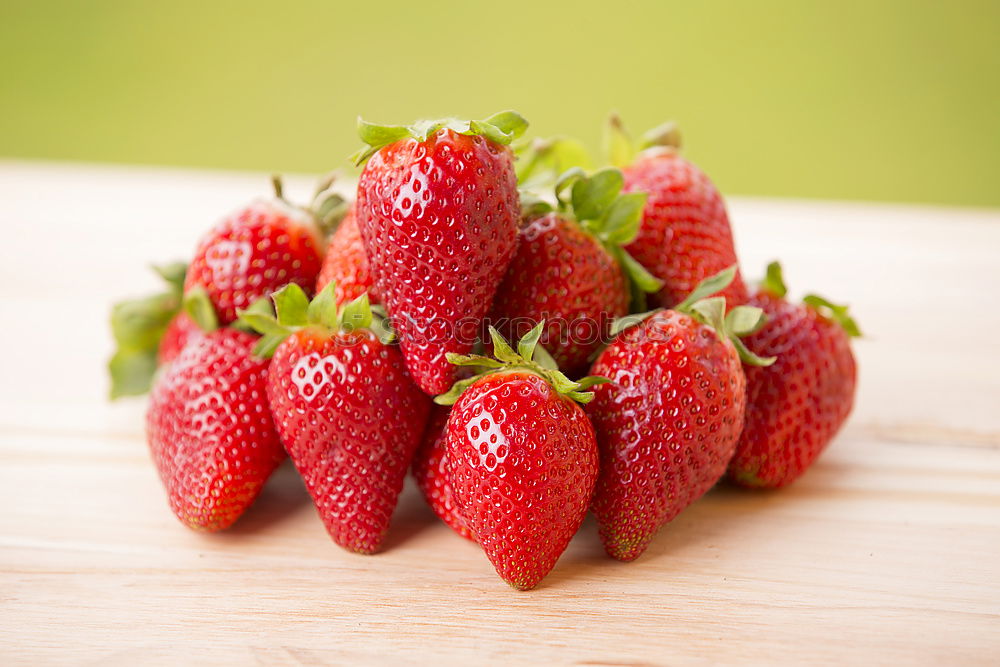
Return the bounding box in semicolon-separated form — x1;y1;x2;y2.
315;206;382;306
488;213;629;376
146;329;285;532
588;310;746;561
157;312;201;366
267;327;430;553
186;200;324;324
446;372;599;590
411;406;475;541
356;129;520;395
729;292;857;488
623;151;748;308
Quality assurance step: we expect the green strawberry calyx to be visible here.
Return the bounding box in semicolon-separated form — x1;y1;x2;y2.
611;265;777;367
237;281;395;358
108;261;187;399
803;294;862;337
435;321;611;406
515;135;594;192
605;114;683;168
759;260;789;298
352;110;530;166
181;285;219;333
272;173;351;240
761;261;862;337
540;166;663;307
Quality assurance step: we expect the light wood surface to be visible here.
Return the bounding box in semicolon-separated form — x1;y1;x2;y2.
1;161;998;666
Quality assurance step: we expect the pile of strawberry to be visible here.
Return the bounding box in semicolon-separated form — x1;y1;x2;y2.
110;111;859;590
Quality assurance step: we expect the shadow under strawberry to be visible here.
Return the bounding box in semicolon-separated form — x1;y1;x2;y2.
219;461;313;536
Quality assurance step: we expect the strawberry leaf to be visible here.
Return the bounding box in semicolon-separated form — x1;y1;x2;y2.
274;283;310;327
532;343;559;371
152;261;187;294
339;293;373;332
488;326;521;364
483;111;529;140
601;192;647;246
468;120;511;146
604;113;635;168
574;375;612;390
726;305;768;337
231;296;275;334
516;136;593;189
614;247;663;294
433;376;480;406
354;111;529;166
108;348;159;400
182;285;219;333
639;121;682;151
610;309;660;337
731;335;777;367
675;265;737;312
571;167;623;222
440;323;609;406
803;294;862;337
688;297;728;340
107;263;189;398
516;321;545;362
761;261;788;298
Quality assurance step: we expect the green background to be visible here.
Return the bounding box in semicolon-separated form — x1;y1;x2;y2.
2;0;998;206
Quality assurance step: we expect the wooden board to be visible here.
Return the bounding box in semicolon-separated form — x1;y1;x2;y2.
1;161;998;665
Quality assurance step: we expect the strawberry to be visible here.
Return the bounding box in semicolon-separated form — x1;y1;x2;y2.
314;204;382;306
488;168;661;376
240;283;430;553
185;176;332;325
607;117;749;309
109;262;188;398
354;112;528;395
411;406;476;541
158;311;201;366
729;262;860;488
436;323;605;590
587;267;774;561
145;311;285;532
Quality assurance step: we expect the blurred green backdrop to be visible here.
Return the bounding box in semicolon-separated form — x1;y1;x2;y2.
2;0;998;206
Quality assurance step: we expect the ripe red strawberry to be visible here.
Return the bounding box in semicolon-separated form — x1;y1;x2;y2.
729;262;860;488
489;168;661;376
109;262;189;398
158;311;200;365
354;112;528;395
241;283;430;553
314;205;382;306
411;406;475;541
607;117;749;309
436;324;604;590
587;267;773;561
145;324;285;531
185;177;326;325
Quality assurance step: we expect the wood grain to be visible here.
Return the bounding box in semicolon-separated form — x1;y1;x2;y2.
1;161;998;665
